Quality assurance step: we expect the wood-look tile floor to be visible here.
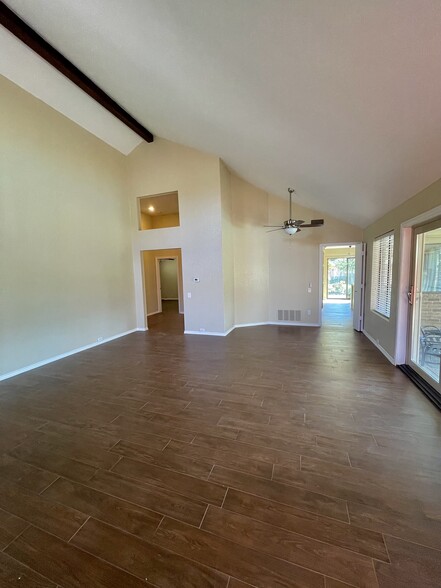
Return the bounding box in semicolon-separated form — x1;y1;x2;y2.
0;324;440;587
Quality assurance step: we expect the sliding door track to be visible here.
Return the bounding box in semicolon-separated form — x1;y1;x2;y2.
398;364;441;411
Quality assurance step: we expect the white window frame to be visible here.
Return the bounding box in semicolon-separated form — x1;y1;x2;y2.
371;231;394;319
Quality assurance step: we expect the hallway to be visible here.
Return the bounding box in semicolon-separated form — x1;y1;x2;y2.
322;300;353;329
147;300;184;334
0;325;440;587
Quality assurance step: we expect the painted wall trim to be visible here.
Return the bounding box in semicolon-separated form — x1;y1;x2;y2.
185;321;320;337
233;322;268;329
0;328;138;381
267;321;321;327
362;329;396;365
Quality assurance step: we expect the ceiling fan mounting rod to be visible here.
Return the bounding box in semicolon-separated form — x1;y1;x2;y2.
288;188;294;220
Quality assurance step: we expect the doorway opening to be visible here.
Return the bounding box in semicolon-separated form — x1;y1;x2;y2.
141;248;184;333
319;243;365;330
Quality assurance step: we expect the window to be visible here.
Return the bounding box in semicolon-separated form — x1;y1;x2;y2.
371;232;394;318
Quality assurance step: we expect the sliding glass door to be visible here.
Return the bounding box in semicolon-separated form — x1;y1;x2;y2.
408;220;441;392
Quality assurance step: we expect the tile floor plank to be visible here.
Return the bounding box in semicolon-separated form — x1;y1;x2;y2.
111;439;213;478
209;466;349;522
87;469;208;526
153;517;325;588
5;525;152;588
42;477;163;540
0;550;57;588
71;517;228;588
0;479;87;541
201;506;378;588
0;323;439;586
113;456;227;505
222;489;389;561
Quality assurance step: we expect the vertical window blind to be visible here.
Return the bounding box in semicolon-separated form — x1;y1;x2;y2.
371;232;394;318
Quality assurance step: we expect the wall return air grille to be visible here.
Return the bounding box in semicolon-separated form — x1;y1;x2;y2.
278;310;302;321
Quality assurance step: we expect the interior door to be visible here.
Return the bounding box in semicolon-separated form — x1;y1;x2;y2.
353;242;366;332
407;220;441;393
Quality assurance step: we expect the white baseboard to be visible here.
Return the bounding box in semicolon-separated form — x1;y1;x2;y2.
233;322;268;329
0;328;138;382
147;311;161;317
267;321;321;327
184;330;230;336
185;321;321;337
362;329;396;365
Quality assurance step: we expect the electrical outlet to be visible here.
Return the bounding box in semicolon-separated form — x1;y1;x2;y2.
187;292;192;298
97;336;104;343
307;309;311;316
199;328;206;332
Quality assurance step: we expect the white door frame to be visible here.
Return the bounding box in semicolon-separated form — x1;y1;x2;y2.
155;256;181;313
318;242;361;327
395;204;441;365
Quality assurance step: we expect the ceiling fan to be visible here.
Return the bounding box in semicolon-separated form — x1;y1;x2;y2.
265;188;324;234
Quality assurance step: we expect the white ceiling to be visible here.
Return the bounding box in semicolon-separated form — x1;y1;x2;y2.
3;0;441;227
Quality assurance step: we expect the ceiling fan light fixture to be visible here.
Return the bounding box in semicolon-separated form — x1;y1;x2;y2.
284;226;299;235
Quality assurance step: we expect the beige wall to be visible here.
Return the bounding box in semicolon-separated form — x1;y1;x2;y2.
140;213;180;230
0;76;135;377
220;161;235;330
363;178;441;359
230;174;269;325
141;248;183;315
160;259;179;299
128;138;226;333
140;211;153;230
223;168;361;327
267;194;362;324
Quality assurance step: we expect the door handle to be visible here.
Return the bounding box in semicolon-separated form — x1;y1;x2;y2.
407;285;414;305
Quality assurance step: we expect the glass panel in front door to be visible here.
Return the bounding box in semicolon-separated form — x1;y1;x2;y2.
410;226;441;384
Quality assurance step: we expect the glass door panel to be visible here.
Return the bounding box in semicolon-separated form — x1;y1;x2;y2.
327;257;355;299
408;223;441;388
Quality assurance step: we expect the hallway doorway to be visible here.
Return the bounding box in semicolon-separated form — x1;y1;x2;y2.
141;248;184;333
320;243;366;330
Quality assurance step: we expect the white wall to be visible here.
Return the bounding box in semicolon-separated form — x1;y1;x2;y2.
0;76;135;377
128;138;226;333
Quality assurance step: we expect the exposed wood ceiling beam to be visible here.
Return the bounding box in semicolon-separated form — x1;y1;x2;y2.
0;1;154;143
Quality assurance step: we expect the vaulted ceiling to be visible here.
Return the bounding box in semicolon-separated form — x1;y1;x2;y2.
3;0;441;227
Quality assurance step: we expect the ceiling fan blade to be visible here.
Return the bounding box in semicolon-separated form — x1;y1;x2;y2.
266;228;284;233
300;219;324;228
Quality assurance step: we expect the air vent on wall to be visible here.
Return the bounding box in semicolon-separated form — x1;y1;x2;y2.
277;310;302;321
